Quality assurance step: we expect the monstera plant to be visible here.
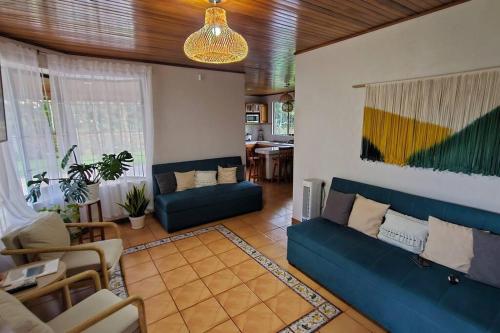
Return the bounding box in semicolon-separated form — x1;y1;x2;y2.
26;145;133;204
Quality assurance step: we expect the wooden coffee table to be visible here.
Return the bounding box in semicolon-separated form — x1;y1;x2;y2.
1;260;70;304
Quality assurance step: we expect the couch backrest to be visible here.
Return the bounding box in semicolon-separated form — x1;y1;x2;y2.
331;177;500;234
152;156;243;197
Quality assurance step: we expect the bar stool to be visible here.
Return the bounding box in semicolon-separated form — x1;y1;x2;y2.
283;148;294;182
271;148;293;184
246;147;261;182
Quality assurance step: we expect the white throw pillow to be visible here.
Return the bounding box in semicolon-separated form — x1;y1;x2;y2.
217;166;237;184
194;171;217;188
421;216;474;273
377;210;428;254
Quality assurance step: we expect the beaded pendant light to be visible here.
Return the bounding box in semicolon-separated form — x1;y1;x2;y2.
279;92;295;113
184;0;248;64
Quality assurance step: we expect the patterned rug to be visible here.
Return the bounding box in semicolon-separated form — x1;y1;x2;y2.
112;225;342;333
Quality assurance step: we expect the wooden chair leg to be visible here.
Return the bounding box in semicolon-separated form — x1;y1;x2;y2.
272;162;277;183
87;205;95;242
97;201;105;241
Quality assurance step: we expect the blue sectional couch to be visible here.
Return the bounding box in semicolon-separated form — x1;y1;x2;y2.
153;156;262;232
287;177;500;333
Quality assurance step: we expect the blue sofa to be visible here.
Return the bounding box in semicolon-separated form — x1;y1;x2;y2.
287;177;500;333
153;156;262;232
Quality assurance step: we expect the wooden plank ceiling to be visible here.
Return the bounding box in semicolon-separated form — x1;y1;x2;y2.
0;0;465;95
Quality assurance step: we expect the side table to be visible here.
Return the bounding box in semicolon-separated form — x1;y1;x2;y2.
1;261;70;306
78;199;104;243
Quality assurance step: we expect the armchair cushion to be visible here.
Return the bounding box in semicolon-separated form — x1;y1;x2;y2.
47;289;138;333
18;212;70;261
0;289;53;333
1;229;26;265
61;239;123;276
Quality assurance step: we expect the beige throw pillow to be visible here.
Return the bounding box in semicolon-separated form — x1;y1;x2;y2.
218;166;237;184
175;171;195;192
421;216;473;273
18;212;70;261
347;194;390;238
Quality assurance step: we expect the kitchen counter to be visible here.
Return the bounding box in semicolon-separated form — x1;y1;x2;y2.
247;141;294;180
245;140;294;148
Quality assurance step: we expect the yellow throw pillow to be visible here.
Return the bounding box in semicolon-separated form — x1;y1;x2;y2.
421;216;473;273
347;194;390;238
218;166;237;184
18;212;70;261
174;170;195;191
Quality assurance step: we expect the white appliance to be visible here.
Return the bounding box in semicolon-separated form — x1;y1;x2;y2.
302;178;323;221
246;112;260;123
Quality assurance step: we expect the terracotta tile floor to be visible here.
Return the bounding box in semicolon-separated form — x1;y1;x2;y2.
120;182;386;333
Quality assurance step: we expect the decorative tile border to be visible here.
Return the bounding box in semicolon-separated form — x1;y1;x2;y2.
121;224;341;332
109;263;127;299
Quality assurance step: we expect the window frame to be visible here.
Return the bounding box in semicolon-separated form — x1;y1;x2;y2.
272;101;295;136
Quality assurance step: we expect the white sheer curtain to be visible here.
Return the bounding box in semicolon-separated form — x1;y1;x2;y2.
0;143;38;237
0;40;48;237
47;55;154;220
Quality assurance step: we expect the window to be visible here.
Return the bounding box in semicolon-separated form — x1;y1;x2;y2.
272;101;295;136
40;74;147;178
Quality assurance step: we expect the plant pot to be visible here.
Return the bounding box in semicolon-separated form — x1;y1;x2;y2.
129;215;146;229
86;183;100;203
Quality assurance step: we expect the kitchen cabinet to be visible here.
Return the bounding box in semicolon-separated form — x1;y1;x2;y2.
245;103;268;123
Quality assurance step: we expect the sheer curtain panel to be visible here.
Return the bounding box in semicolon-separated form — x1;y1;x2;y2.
47;55;154;220
0;40;47;237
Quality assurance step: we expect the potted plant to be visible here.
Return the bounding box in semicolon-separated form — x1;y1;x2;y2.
26;145;134;204
63;145;134;203
118;184;150;229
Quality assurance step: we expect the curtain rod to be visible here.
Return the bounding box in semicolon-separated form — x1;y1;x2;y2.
352;65;500;88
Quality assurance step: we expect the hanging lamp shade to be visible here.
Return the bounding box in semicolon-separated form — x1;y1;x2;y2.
279;92;294;104
279;92;294;112
184;7;248;64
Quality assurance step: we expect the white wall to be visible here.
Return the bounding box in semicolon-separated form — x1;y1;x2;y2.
152;65;245;164
293;0;500;219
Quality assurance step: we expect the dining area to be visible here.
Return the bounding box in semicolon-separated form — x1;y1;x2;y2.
246;141;294;184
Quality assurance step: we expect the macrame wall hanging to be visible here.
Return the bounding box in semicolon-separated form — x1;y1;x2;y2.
360;68;500;177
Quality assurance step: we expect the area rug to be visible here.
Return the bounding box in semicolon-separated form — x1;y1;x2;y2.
116;225;341;333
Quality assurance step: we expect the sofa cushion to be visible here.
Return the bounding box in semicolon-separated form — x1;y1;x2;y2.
18;212;70;261
47;289;138;333
155;182;261;213
321;190;355;225
155;172;177;194
347;195;390;238
422;216;474;273
175;171;195;192
0;289;53;333
195;170;217;188
61;239;123;275
288;218;500;333
223;163;245;182
467;229;500;288
218;166;237;184
377;209;428;254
